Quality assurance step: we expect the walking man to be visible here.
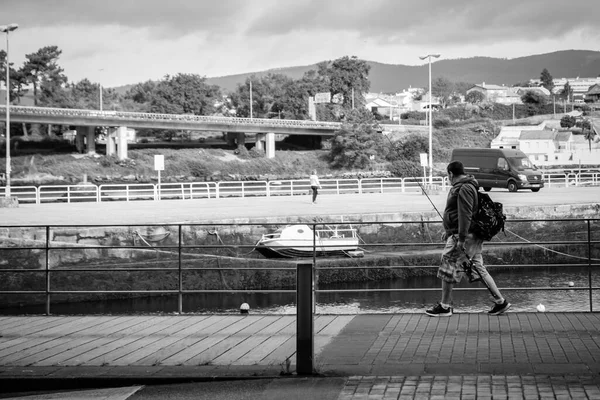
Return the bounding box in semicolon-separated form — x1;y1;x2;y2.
309;170;322;204
426;160;511;317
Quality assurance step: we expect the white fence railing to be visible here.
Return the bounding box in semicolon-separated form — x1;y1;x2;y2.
1;171;598;204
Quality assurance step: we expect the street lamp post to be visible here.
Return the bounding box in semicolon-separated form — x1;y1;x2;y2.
98;68;104;111
1;23;18;199
419;53;440;185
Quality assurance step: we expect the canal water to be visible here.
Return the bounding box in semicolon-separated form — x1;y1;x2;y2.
3;266;598;315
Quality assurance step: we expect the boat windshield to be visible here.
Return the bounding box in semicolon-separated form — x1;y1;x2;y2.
508;156;536;170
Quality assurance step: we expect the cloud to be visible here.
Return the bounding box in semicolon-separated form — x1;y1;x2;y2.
247;0;600;45
2;0;599;87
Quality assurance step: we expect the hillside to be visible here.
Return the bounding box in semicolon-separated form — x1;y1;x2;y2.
205;50;600;93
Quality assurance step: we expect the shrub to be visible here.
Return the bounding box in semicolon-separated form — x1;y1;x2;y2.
433;116;451;128
248;147;265;158
188;161;209;177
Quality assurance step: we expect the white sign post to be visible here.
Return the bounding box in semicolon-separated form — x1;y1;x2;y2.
154;155;164;200
419;153;428;185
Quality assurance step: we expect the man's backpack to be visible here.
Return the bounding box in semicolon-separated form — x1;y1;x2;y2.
466;184;506;241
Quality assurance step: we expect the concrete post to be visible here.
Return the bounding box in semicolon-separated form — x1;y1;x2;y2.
85;126;96;154
106;130;116;157
226;132;236;147
75;128;85;153
265;132;275;159
296;262;314;375
117;126;128;160
236;132;246;148
255;133;265;151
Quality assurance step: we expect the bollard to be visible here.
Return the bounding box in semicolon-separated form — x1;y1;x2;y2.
296;262;314;375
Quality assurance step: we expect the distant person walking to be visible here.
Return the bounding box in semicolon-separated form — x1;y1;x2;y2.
309;170;322;204
426;160;511;317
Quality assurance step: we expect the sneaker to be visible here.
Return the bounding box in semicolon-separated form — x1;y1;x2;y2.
425;303;452;317
488;300;511;315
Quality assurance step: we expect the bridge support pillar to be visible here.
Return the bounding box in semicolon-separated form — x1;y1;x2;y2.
255;133;265;151
75;128;85;153
265;132;275;159
236;132;245;149
106;132;116;157
84;126;96;154
117;126;128;160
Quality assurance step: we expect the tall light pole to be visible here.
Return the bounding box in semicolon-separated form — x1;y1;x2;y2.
419;53;440;184
98;68;104;111
249;80;253;119
1;23;18;199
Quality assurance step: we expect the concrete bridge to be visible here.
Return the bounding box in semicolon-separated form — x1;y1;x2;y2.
0;106;342;159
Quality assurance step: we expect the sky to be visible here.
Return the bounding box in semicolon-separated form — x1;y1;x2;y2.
2;0;599;88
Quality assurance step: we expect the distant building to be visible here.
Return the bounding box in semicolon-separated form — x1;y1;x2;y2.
491;122;546;149
466;82;509;102
530;77;600;101
518;130;574;163
516;87;551;97
585;84;600;103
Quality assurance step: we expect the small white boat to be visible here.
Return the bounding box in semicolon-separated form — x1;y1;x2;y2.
255;224;359;258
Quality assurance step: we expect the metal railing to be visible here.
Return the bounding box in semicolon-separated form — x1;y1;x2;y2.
0;218;598;315
2;170;599;204
1;177;448;204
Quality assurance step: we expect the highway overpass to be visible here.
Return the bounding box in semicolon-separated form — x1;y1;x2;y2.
0;106;343;158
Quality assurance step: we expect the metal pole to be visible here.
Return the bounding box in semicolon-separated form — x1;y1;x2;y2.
45;226;51;315
296;262;314;375
178;224;183;314
249;80;253;119
4;30;10;198
588;220;593;312
99;84;103;111
428;57;433;185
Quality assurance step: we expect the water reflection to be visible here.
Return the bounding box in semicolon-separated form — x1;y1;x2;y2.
1;267;598;315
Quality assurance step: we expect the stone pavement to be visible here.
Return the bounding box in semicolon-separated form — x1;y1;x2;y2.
2;313;600;399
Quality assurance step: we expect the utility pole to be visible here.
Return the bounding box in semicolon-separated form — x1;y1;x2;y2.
249;80;253;119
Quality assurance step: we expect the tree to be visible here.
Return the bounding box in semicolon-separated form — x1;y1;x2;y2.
328;108;387;169
540;68;554;92
581;119;595;152
279;69;329;120
20;46;68;106
318;56;370;110
465;91;485;104
230;73;293;118
520;89;548;115
150;73;221;115
69;78;101;109
431;76;455;108
0;50;28;104
560;81;573;102
560;115;576;129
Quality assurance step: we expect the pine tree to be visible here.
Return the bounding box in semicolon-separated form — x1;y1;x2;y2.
540;68;554;92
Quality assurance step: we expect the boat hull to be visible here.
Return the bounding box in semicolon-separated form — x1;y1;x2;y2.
255;238;358;258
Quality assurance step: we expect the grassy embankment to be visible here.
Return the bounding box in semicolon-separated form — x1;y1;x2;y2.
2;117;541;185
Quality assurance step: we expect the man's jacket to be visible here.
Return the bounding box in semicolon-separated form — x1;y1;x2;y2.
442;175;479;241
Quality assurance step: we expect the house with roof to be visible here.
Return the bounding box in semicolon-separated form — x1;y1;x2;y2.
516;86;551;97
466;83;509;102
585;84;600;103
518;130;575;164
365;96;398;119
491;122;546;149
